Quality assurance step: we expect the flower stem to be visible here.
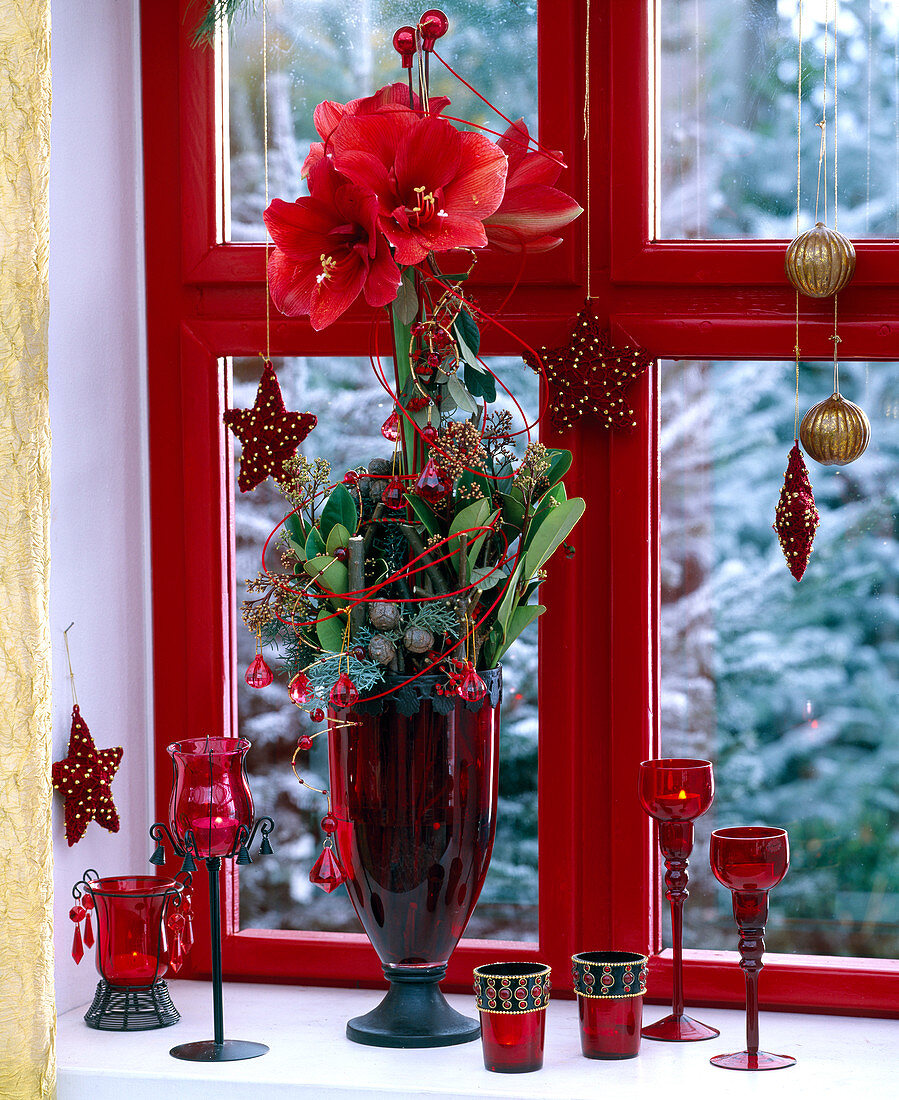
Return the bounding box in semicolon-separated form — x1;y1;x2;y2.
389;300;415;475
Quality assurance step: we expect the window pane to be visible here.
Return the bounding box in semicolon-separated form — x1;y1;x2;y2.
660;357;899;957
658;0;899;239
228;1;539;241
233;354;539;941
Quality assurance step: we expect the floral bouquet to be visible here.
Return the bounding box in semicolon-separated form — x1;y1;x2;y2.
230;11;584;716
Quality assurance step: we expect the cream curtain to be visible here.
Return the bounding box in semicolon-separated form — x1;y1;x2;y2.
0;1;55;1097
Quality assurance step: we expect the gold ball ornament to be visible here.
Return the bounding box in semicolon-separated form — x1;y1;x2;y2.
799;392;871;466
785;222;856;297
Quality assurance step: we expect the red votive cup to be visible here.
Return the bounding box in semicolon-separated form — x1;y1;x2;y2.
474;962;551;1073
572;951;648;1059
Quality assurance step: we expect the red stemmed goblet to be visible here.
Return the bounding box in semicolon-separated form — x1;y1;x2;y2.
709;826;795;1071
638;758;719;1042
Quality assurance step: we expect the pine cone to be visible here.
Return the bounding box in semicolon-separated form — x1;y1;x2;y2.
368;634;396;666
403;626;434;654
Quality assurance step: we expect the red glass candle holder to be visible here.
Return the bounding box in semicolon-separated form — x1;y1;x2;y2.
638;758;719;1042
474;962;551;1073
572;951;647;1059
167;737;253;859
709;826;796;1071
74;871;188;1031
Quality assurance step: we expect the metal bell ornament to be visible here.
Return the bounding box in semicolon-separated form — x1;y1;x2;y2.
785;222;855;298
799;392;871;466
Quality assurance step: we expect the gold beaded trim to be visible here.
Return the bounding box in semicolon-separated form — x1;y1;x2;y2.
574;989;646;1000
571;954;648;967
478;1005;549;1015
474;963;551;980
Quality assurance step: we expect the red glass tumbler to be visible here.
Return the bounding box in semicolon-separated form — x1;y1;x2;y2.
572;951;648;1059
474;962;551;1073
638;758;718;1041
709;826;795;1071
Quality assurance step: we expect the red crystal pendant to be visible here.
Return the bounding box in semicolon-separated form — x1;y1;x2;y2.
415;458;452;503
288;672;314;706
330;672;360;710
245;653;274;688
457;667;487;702
298;735;313;751
69;908;85;965
421;424;438;445
309;844;347;893
381;410;400;441
383;476;407;510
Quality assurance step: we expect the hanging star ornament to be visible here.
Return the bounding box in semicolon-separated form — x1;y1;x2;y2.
224;359;317;492
774;442;820;581
52;704;123;846
523;304;652;431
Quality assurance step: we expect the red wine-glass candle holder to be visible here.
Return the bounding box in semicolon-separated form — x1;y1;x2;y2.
709;826;795;1071
638;758;719;1042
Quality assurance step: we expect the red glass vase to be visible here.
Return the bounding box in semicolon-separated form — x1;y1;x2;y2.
167;737;253;859
327;668;502;1047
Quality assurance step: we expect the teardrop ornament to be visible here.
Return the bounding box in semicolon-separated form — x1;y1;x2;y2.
309;845;347;893
381;410;400;441
245;653;274;688
415;458;453;503
329;672;360;710
288;672;314;706
383;476;407;510
457;667;488;703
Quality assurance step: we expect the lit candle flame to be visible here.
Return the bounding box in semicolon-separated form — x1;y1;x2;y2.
677;789;687;800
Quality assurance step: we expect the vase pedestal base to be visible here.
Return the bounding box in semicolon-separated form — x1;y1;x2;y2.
347;965;480;1048
169;1039;269;1062
642;1012;720;1042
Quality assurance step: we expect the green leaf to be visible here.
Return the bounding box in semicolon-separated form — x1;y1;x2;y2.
405;493;442;538
320;483;358;539
303;554;349;595
325;523;350;556
465;362;496;402
524;484;568;552
453;306;480;356
394;269;419;325
315;610;344;653
446;374;479;416
495;559;524;638
522;497;585;579
305;527;326;559
481;622;505;669
447;497;492;582
498;489;526;530
546;448;573;486
470;564;504;591
284;511;307;547
494;604;545;661
467;508;500;576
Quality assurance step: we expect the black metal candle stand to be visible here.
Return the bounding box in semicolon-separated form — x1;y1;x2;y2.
149;816;275;1062
85;979;180;1031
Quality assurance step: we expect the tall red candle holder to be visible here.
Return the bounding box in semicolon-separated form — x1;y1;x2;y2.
709;826;795;1071
638;758;719;1042
73;870;190;1030
150;736;274;1062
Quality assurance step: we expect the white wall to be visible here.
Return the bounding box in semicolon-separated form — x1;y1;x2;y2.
49;0;150;1014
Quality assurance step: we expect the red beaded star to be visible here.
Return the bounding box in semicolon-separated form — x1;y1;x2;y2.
524;305;651;431
774;442;820;581
52;705;123;846
224;360;317;492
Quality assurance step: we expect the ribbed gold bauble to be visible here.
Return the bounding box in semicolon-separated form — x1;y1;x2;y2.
799;392;871;465
785;222;856;297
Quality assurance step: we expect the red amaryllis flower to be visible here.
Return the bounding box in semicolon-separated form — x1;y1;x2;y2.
331;109;508;265
263;159;401;330
302;84;450;179
482;120;582;253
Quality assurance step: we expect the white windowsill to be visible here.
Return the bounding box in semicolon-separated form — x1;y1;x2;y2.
58;979;896;1099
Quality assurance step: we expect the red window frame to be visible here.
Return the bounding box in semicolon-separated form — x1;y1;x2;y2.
142;0;898;1014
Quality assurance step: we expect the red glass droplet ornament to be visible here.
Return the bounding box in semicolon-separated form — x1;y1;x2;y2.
71;922;84;965
309;845;347;893
166;911;186;932
352;646;366;661
457;667;488;702
415;458;452;503
383;476;407;510
330;672;360;710
393;25;416;68
334;546;348;563
298;735;313;751
310;708;325;723
321;813;338;834
381;410;400;441
288;672;314;707
69;905;85;923
343;470;359;486
419;9;450;51
245;653;274;688
422;424;438;445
